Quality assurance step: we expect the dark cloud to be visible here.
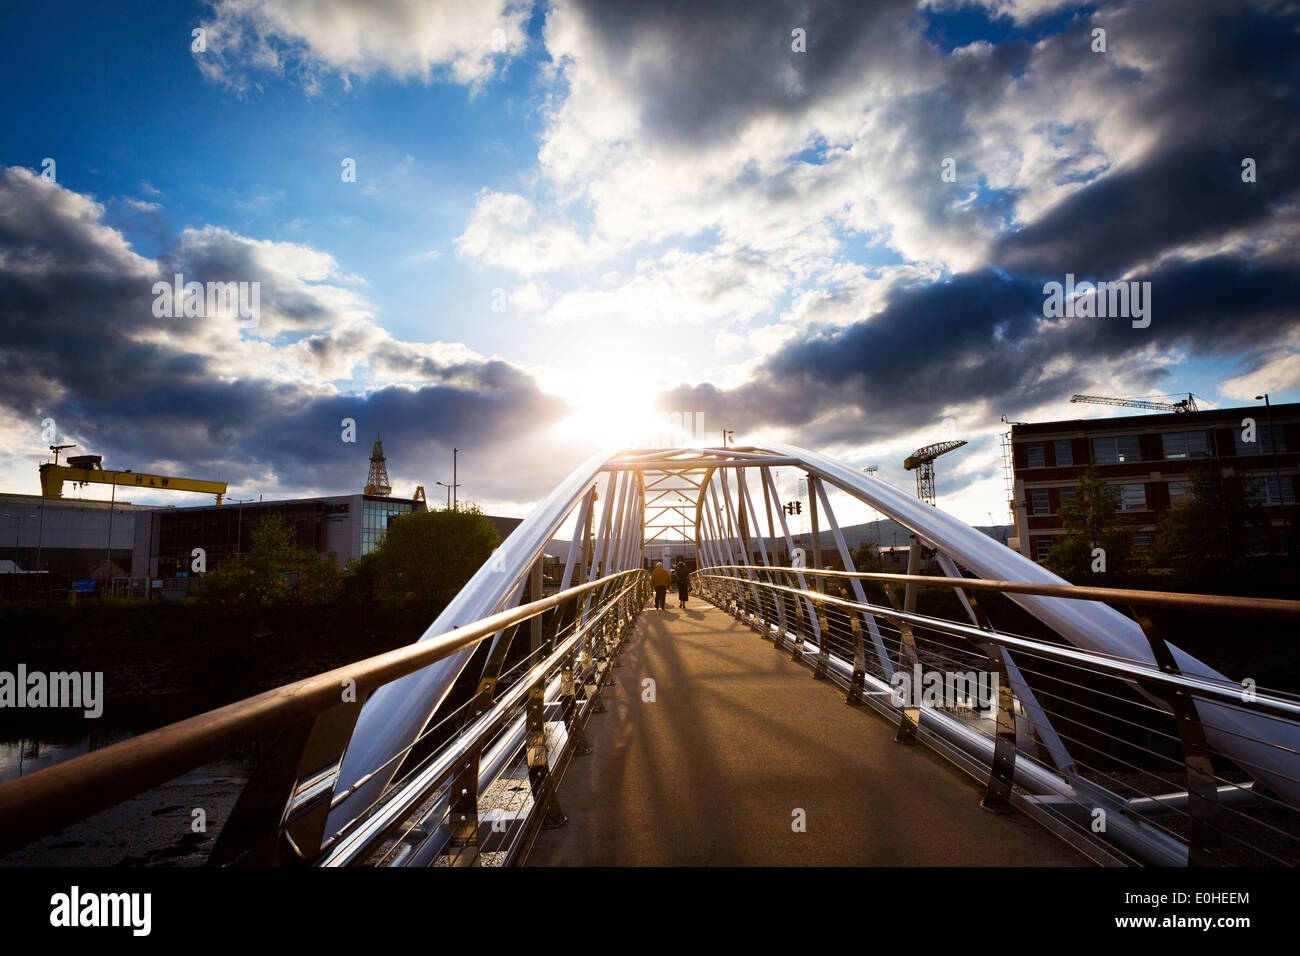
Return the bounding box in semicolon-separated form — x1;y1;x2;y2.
651;1;1300;445
660;253;1300;447
0;167;567;498
562;0;924;147
995;0;1300;276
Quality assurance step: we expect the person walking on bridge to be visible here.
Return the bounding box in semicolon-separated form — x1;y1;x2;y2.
651;561;670;610
674;558;690;608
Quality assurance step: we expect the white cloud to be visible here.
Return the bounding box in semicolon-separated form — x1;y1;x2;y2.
196;0;531;92
455;190;600;275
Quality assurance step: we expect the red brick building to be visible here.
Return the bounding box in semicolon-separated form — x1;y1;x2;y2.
1009;403;1300;563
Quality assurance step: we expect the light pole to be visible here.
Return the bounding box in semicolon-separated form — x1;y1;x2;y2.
453;448;459;510
436;481;455;510
227;498;253;559
1255;394;1288;530
721;429;734;448
36;443;75;599
4;512;36;599
104;479;117;592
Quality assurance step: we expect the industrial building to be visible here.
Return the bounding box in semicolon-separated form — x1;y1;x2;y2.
135;492;429;581
1009;400;1299;563
0;439;522;595
1;489;527;594
0;492;148;581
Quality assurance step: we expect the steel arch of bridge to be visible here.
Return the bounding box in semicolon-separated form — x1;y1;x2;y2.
330;443;1300;848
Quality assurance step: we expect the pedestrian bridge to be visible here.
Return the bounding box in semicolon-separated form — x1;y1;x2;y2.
2;444;1299;866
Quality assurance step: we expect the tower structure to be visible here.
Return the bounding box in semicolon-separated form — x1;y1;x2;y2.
365;437;392;496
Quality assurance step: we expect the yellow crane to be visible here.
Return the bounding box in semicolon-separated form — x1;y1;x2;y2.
904;440;968;506
39;454;227;504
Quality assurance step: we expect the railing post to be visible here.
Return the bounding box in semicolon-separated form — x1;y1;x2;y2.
884;584;920;743
561;647;591;756
771;576;789;648
611;592;625;666
526;677;566;830
846;606;867;705
980;645;1017;814
811;590;830;679
446;745;482;865
789;580;806;664
1131;607;1222;865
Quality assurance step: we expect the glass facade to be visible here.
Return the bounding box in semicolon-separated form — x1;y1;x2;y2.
361;498;413;555
156;501;319;577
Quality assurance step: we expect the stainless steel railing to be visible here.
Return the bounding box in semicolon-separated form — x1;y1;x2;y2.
0;569;649;866
694;564;1300;867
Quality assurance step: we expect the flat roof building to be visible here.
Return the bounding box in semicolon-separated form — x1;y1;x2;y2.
0;493;152;580
1009;402;1299;563
133;492;428;580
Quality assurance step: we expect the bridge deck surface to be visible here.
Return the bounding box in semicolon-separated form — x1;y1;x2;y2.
527;601;1084;866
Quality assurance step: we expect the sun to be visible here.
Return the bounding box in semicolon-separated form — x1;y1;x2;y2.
551;362;668;447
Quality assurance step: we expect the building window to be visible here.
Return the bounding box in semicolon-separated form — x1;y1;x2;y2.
1118;483;1147;512
1234;426;1288;456
1032;535;1054;563
1059;487;1077;509
1161;431;1210;460
1030;488;1050;515
1092;435;1141;464
360;499;412;555
1168;480;1194;506
1244;475;1295;506
1053;439;1073;466
1132;531;1153;552
1026;442;1045;468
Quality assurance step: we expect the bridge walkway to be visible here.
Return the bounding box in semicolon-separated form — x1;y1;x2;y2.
527;601;1085;866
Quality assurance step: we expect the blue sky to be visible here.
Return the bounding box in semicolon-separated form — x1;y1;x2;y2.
1;0;1297;526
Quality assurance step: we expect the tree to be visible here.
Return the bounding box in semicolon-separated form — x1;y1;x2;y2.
197;513;339;607
350;504;501;620
1153;465;1268;582
1044;465;1130;580
850;540;884;574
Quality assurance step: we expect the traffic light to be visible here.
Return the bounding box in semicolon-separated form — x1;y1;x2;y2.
783;501;803;516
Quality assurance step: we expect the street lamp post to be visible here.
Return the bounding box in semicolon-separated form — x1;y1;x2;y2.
436;481;453;509
226;498;253;561
1256;394;1289;531
4;513;36;600
104;480;117;593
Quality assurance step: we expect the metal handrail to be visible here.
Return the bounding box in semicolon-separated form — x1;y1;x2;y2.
694;570;1300;720
696;564;1300;620
694;567;1300;865
322;573;647;866
0;569;646;857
